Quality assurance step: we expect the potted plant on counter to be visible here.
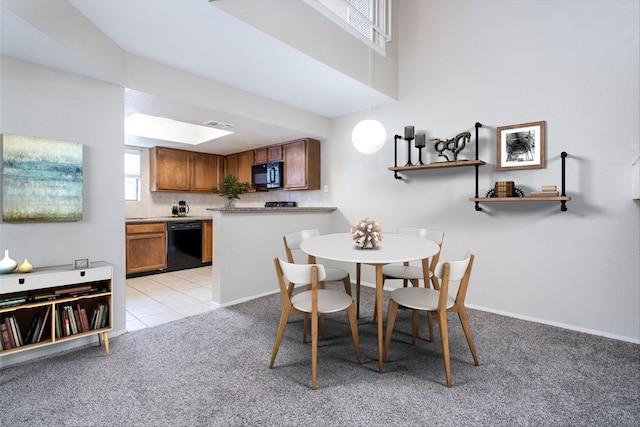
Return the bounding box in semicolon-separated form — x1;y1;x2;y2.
212;174;252;209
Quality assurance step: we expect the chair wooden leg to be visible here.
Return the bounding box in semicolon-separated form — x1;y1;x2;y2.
457;308;479;366
270;307;291;368
383;300;399;362
311;305;318;390
374;273;381;323
437;310;452;387
356;263;361;319
427;312;434;342
411;309;420;345
346;303;361;363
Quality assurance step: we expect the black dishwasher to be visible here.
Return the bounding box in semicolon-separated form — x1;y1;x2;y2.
167;220;203;272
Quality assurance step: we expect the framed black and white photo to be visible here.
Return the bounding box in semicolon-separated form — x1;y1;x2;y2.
496;121;546;171
73;257;89;270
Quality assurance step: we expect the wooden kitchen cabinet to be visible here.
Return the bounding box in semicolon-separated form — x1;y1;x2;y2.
237;150;254;183
283;138;320;190
126;222;167;275
202;220;212;263
225;151;253;184
224;153;238;178
254;144;283;164
149;147;191;192
150;147;222;193
192;153;222;192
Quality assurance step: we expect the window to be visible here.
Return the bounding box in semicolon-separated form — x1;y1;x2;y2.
306;0;392;54
124;149;141;201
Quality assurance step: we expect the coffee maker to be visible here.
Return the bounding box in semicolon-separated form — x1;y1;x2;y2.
178;200;189;217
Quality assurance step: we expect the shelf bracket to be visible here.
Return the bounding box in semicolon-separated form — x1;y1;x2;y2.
393;135;404;180
560;151;568;211
474;122;483;211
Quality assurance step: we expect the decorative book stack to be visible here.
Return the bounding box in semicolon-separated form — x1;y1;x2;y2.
495;181;514;197
530;185;559;197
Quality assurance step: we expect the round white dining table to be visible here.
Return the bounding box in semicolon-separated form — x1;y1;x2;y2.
300;232;440;373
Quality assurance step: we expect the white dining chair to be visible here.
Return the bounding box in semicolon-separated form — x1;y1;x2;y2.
269;258;361;390
383;252;478;387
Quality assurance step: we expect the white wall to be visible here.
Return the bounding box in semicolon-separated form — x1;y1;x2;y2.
0;58;127;365
325;0;639;342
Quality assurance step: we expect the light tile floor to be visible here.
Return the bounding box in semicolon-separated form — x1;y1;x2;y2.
125;266;219;331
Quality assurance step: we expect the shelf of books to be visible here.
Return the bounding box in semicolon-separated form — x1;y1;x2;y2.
0;261;112;356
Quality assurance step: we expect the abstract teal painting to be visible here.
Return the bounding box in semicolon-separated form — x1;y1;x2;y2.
2;134;83;222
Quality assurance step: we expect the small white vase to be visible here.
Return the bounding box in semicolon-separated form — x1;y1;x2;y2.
0;250;18;274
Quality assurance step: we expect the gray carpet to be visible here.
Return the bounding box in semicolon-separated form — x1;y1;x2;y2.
1;285;638;426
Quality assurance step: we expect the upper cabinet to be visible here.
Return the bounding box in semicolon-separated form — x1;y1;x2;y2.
283;138;320;190
254;144;283;164
150;147;222;192
237;150;254;183
192;152;223;192
225;150;253;184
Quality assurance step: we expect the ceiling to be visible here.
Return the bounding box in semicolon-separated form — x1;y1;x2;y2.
0;0;394;155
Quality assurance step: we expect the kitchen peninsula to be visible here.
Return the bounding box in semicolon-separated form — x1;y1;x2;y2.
207;206;337;305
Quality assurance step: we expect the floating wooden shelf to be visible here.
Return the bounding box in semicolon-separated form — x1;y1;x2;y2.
469;196;571;203
388;160;485;172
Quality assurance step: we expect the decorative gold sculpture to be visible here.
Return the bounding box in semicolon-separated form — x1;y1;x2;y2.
432;131;471;162
350;217;383;249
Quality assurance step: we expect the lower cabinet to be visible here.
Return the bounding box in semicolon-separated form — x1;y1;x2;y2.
126;222;167;275
202;220;212;263
0;262;113;355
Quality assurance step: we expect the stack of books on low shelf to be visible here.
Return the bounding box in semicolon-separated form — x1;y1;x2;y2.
530;185;560;197
0;306;51;351
54;302;109;339
0;295;27;308
495;181;515;197
54;284;105;298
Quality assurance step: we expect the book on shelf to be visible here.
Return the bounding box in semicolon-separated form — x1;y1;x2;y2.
100;304;109;328
32;290;57;301
78;304;89;333
24;313;40;344
89;308;98;330
69;287;105;297
55;285;92;296
73;307;82;334
55;308;62;339
0;295;27;308
65;306;78;335
95;305;105;330
4;317;16;348
35;306;51;343
9;316;23;347
495;181;514;197
0;321;12;350
541;185;557;192
530;191;560;197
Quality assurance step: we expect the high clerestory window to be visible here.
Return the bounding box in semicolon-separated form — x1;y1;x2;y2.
306;0;392;54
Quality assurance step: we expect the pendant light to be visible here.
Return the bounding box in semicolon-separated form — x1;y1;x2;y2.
352;47;386;154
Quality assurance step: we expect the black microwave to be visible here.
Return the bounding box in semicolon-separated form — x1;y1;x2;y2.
252;161;283;190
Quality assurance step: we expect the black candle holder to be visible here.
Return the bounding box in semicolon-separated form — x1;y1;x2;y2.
404;126;415;166
415;134;426;165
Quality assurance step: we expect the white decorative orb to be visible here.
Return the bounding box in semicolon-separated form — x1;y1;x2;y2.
352;119;386;154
